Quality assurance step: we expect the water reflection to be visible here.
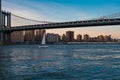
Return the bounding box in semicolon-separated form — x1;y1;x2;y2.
0;48;15;80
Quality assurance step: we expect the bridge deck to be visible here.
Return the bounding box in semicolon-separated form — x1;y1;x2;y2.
0;18;120;32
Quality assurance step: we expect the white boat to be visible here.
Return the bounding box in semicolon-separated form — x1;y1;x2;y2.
39;31;48;48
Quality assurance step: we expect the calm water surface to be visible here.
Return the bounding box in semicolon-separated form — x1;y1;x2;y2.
0;43;120;80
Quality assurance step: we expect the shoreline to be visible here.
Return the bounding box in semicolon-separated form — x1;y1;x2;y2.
0;42;119;46
67;42;120;44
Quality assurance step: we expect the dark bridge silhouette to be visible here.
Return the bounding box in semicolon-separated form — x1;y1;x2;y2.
2;18;120;32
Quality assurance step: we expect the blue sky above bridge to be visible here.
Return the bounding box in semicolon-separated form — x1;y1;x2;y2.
2;0;120;38
2;0;120;21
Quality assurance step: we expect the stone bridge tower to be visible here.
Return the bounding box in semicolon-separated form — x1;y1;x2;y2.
0;0;11;45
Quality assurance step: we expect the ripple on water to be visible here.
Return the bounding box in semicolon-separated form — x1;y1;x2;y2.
0;44;120;80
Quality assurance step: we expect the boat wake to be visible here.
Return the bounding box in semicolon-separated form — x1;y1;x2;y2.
39;45;49;48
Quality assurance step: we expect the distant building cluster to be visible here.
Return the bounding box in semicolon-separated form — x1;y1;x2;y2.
82;34;112;42
46;33;60;43
61;31;114;42
11;30;119;44
11;29;45;43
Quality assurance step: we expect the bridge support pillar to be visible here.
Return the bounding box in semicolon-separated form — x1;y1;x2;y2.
0;32;11;45
0;10;11;45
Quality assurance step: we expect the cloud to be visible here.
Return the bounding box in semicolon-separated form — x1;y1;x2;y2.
29;2;90;21
2;0;49;21
2;0;90;22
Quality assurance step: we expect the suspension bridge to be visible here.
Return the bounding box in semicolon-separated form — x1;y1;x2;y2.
0;0;120;44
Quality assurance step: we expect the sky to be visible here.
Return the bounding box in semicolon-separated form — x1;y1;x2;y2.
2;0;120;39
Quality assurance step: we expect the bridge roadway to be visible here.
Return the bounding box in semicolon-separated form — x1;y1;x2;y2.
0;18;120;32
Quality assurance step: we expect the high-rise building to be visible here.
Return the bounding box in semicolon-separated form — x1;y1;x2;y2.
118;39;120;42
41;29;46;39
35;29;46;42
46;33;60;43
0;0;1;28
98;35;104;42
77;34;82;41
24;30;35;42
104;35;112;42
62;34;66;42
83;34;89;42
35;29;42;42
66;31;74;42
11;31;24;43
89;37;98;42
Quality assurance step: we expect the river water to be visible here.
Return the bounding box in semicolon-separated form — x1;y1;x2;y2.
0;43;120;80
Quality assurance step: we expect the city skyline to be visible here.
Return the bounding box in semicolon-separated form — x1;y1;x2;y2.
2;0;120;38
10;30;119;43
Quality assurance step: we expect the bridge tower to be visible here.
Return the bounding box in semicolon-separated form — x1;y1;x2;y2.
0;0;1;27
0;0;11;45
0;0;2;44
